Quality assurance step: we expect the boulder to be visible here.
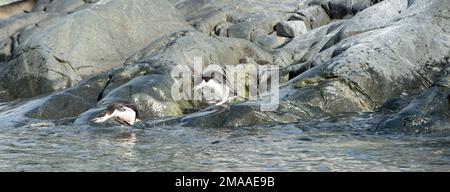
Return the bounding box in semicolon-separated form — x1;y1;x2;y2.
0;0;191;100
289;5;331;30
252;33;291;49
0;72;109;127
0;12;61;62
377;86;450;134
25;73;110;119
306;0;384;19
275;21;309;37
377;64;450;133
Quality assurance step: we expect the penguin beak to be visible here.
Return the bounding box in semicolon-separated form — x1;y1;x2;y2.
193;80;206;91
92;113;112;123
92;117;101;123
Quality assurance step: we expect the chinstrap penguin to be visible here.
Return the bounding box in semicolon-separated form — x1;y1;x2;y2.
193;70;232;106
92;102;141;126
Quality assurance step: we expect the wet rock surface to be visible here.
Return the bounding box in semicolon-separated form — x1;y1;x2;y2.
0;0;191;100
0;0;450;135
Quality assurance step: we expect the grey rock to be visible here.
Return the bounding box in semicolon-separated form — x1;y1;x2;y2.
0;12;61;62
25;73;110;119
0;0;191;100
318;0;447;106
176;0;298;33
253;33;291;49
180;106;230;127
272;21;345;73
0;72;109;127
175;0;297;48
276;21;309;37
289;5;331;30
32;0;96;13
225;12;292;46
377;86;450;134
377;63;450;133
306;0;383;19
227;22;254;40
214;22;233;36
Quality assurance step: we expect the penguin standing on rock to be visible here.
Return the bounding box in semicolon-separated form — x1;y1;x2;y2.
92;102;141;126
193;70;232;106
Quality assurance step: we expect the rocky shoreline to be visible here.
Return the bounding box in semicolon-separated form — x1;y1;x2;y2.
1;0;450;133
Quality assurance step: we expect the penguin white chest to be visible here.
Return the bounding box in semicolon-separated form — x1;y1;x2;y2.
114;107;137;125
204;80;230;105
193;78;231;105
208;80;227;96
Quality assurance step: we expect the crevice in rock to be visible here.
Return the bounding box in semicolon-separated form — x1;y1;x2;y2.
96;74;112;102
47;68;71;79
280;61;314;80
53;55;76;72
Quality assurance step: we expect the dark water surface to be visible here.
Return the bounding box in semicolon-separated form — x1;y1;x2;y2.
0;114;449;171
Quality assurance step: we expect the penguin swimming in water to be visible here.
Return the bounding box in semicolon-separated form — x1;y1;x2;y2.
92;102;140;126
193;70;231;106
